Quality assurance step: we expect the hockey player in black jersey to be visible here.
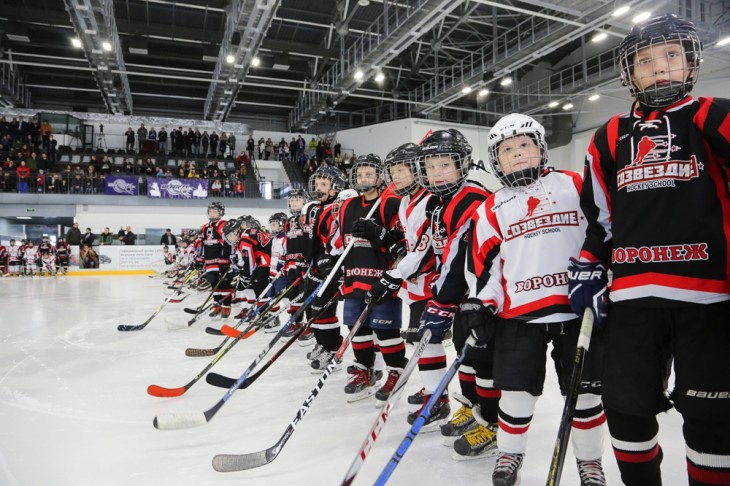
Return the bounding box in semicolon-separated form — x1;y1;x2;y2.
414;129;497;459
282;189;309;332
55;237;70;275
196;202;232;319
569;15;730;486
328;154;406;404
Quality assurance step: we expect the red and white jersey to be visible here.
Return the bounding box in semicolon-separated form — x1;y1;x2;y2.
23;245;39;262
0;244;6;262
390;187;437;302
176;245;196;268
467;169;586;323
270;230;286;276
7;245;21;262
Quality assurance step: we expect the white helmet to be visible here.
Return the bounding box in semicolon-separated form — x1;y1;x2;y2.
487;113;548;188
336;188;359;202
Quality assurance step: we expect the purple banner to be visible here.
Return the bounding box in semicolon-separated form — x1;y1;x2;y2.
147;178;209;199
104;175;139;196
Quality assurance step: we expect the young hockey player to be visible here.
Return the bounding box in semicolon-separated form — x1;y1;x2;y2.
325;154;406;405
195;202;232;319
6;239;22;276
297;165;346;362
569;14;730;486
233;215;272;319
367;142;450;425
38;235;57;276
465;114;605;485
55;237;70;275
414;129;497;459
0;241;6;276
282;188;309;333
262;212;290;332
23;239;39;276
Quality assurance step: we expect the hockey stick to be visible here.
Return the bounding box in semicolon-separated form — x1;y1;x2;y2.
545;308;594;486
340;330;431;486
152;278;325;430
211;298;378;472
205;292;341;389
182;271;231;315
373;336;476;485
117;269;198;332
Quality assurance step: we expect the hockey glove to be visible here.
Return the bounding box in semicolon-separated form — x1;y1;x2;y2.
218;259;230;275
418;300;458;343
367;271;402;304
193;257;204;270
459;298;498;347
567;257;609;328
351;218;387;244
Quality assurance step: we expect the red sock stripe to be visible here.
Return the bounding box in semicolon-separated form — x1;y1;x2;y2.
614;444;660;464
476;387;502;399
288;306;301;314
380;342;406;354
352;341;374;351
687;460;730;485
458;371;476;382
314;317;338;324
373;344;381;352
572;413;607;430
418;355;447;366
498;418;530;435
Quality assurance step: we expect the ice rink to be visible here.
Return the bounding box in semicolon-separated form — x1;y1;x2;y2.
0;275;690;486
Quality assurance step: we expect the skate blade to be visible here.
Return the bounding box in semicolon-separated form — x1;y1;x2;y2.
415;417;449;433
263;326;282;334
451;447;499;461
310;363;341;374
346;388;375;403
298;338;315;347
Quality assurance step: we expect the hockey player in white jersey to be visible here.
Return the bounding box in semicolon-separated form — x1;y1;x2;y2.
6;239;22;276
23;240;40;276
38;235;57;276
464;114;605;485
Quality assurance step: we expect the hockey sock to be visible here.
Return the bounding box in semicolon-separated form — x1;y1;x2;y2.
458;361;478;405
373;341;385;371
352;327;375;369
604;405;663;486
418;343;447;394
572;393;606;460
373;329;406;369
683;417;730;485
497;391;538;454
473;356;501;423
318;327;342;351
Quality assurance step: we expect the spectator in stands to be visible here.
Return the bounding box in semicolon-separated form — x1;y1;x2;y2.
80;243;99;268
209;131;219;158
26;152;38;173
99;227;114;246
137;124;147;154
210;178;222;196
125;127;135;153
123;159;133;175
334;141;341;158
236;150;249;169
236;164;247;182
227;133;236;158
16;160;30;193
35;169;46;193
40;120;52;150
66;223;82;246
201;130;209;157
222;176;231;196
187;166;199;179
247;135;255;161
177;166;186;178
265;137;274;160
160;228;177;246
134;159;145;175
219;132;228;158
193;128;201;156
100;156;111;175
38;152;52;172
70;173;84;194
174;127;184;155
158;127;167;155
308;137;317;156
289;137;297;161
48;136;57;163
144;159;156;176
82;227;95;247
233;175;244;197
148;127;157;154
85;165;97;193
297;135;305;158
184;128;193;156
258;137;265;159
120;226;136;245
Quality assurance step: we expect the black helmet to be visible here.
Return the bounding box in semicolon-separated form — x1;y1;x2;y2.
349;154;385;193
308;164;347;200
385;143;421;196
207;201;225;220
222;218;244;246
268;212;288;227
287;188;308;216
618;14;701;108
417;129;472;197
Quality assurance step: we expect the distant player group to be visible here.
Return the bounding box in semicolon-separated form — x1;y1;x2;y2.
0;235;71;277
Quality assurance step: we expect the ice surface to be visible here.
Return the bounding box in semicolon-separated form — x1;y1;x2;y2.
0;276;688;485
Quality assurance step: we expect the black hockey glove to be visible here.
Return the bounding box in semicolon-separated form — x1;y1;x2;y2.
314;254;342;284
567;257;609;328
351;218;389;246
459;298;498;347
418;300;457;344
367;271;402;304
193;257;204;270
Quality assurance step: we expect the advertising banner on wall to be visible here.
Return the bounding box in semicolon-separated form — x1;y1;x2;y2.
104;175;139;195
147;178;208;199
97;245;167;270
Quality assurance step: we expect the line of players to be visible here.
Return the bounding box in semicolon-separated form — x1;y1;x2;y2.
171;14;730;486
0;235;71;277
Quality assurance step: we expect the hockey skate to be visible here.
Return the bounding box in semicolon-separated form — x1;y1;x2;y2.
344;363;377;402
406;393;451;431
577;458;607;486
492;452;524;486
441;393;478;446
346;364;383;381
282;322;303;338
453;405;498;460
262;314;282;333
307;344;324;361
220;307;231;319
310;349;342;373
209;305;222;319
374;365;405;408
297;326;315;346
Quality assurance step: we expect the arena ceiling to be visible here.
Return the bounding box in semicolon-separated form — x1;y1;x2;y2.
1;0;729;132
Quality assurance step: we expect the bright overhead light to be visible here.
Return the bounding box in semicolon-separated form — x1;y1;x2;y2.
226;54;235;63
71;38;82;48
611;5;630;17
588;94;600;101
591;32;608;43
16;216;32;220
358;0;370;5
548;101;559;108
478;89;489;97
632;12;651;24
102;41;112;51
718;36;730;47
251;57;260;67
500;77;513;86
461;86;472;94
354;70;364;80
562;103;574;110
375;72;385;82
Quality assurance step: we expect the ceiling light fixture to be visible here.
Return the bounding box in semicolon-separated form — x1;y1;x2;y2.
16;216;32;220
611;5;630;17
478;89;489;97
588;94;600;101
562;103;574;110
591;32;608;43
718;36;730;47
358;0;370;5
102;41;112;51
375;72;385;82
500;76;513;86
71;38;82;48
461;86;472;94
226;54;235;63
632;12;651;24
251;57;261;67
354;70;364;80
548;101;559;108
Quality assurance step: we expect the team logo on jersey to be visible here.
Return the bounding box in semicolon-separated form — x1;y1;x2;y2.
431;206;447;252
612;242;708;264
515;272;569;292
505;211;579;241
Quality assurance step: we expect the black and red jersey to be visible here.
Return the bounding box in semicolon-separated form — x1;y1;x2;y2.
580;96;730;305
302;199;338;265
285;213;307;274
200;219;231;264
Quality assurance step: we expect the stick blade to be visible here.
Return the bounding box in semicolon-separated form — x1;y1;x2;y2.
220;325;242;339
153;412;207;430
212;449;276;472
185;347;219;357
205;326;224;336
117;324;145;332
183;307;200;315
206;372;238;389
147;384;186;398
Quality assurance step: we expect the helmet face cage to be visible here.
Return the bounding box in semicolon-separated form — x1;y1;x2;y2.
487;114;548;188
417;130;471;197
349;154;384;193
308;166;346;200
222;219;243;246
269;212;287;231
385;144;420;196
618;14;702;108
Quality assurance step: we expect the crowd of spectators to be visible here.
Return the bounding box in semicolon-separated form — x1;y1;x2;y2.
125;124;237;159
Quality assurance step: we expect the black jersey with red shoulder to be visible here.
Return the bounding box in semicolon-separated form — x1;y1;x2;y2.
242;227;272;268
200;219;231;263
302;199;337;264
285;213;307;274
38;242;54;256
